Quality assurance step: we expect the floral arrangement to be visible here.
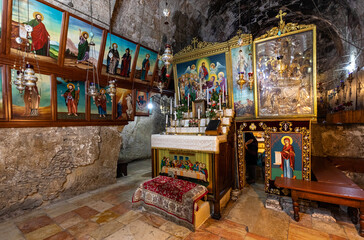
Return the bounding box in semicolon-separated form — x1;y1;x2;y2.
189;119;199;127
329;100;353;113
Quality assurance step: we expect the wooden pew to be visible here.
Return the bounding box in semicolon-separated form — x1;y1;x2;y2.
275;157;364;237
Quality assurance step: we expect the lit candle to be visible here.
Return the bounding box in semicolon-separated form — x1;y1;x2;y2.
187;93;190;110
198;108;200;119
219;95;222;111
170;98;173;114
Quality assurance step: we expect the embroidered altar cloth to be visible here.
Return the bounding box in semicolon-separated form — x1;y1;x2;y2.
151;134;227;153
132;176;208;230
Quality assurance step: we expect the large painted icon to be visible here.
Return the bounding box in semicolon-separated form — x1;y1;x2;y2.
65;16;103;70
255;29;316;118
102;33;137;78
231;45;254;118
11;0;63;62
176;52;228;103
135;90;149;116
11;69;52;120
90;85;112;120
0;67;3;119
57;77;85;120
115;88;134;120
270;133;303;180
0;0;3;40
134;46;157;84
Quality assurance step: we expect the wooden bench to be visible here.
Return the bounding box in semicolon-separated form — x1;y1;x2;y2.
275;157;364;237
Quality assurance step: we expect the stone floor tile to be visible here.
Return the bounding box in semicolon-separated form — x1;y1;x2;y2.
91;210;120;225
329;234;348;240
139;212;168;228
44;202;79;218
86;201;114;213
0;221;26;240
16;215;54;234
105;220;170;240
201;218;247;240
312;217;347;238
24;224;62;240
109;201;132;215
115;210;143;225
342;225;363;240
58;214;84;229
44;231;75;240
159;221;192;238
88;220;125;240
244;232;271;240
72;206;99;219
185;229;221;240
250;206;290;240
100;194;124;206
288;223;330;240
67;220;100;239
53;211;79;225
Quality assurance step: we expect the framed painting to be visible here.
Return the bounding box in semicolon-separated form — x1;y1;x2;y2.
102;33;137;80
11;69;52;120
231;44;255;118
11;0;63;63
175;52;228;105
115;87;134;121
134;46;158;84
135;90;149;116
90;84;113;120
0;0;3;42
254;25;317;118
64;16;103;70
0;66;4;119
56;77;86;120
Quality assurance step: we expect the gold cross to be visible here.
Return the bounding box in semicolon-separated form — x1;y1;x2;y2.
237;29;243;36
276;10;287;25
191;37;198;49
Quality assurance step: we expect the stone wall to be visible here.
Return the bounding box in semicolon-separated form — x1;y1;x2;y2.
312;123;364;158
0;126;122;220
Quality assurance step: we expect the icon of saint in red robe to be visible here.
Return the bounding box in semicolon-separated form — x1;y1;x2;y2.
24;12;50;56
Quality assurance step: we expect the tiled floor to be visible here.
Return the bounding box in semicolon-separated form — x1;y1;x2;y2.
0;159;363;240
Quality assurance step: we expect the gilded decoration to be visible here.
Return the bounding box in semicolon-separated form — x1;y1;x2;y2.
236;121;311;192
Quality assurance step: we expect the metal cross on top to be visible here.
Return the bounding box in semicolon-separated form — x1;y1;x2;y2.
276;10;287;25
191;37;198;49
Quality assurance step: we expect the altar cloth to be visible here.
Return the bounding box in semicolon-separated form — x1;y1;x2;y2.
151;134;227;153
132;176;208;230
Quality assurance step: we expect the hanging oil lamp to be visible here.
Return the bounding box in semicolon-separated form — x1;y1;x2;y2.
23;63;38;91
236;72;246;89
106;79;117;97
248;72;254;90
162;44;173;67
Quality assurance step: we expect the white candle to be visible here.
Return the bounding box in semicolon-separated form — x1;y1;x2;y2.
166;115;168;124
187;93;190;109
198;108;200;119
170;98;173;114
222;86;225;103
174;111;177;120
207;89;209;104
219;95;222;111
174;93;177;107
178;86;181;102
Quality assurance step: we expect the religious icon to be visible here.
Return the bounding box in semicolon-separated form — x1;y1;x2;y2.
255;28;316;118
270;133;303;180
11;0;63;62
231;44;254;118
65;16;103;70
135;90;149;116
134;46;157;83
11;69;51;120
90;84;112;120
102;33;137;78
57;78;85;120
141;54;150;81
115;88;134;120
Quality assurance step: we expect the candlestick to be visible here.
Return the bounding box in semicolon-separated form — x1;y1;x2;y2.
170;98;172;114
188;93;190;110
219;95;222;111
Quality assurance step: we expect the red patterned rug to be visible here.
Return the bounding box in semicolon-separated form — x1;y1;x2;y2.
132;176;208;230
